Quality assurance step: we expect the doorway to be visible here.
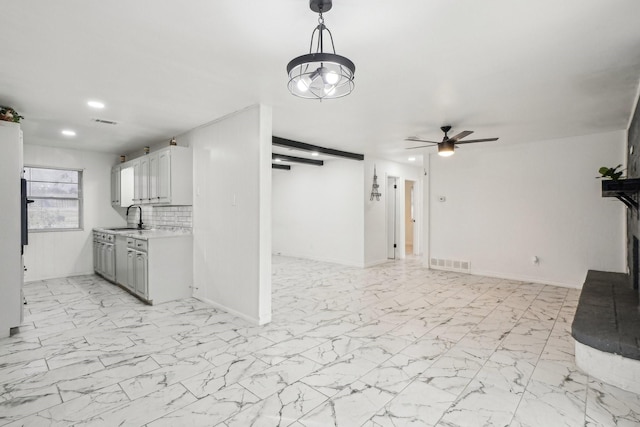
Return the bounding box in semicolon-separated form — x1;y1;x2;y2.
387;176;399;259
405;180;415;256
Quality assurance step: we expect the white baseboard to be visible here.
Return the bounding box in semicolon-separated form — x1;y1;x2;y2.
364;259;392;268
25;270;95;283
272;252;364;268
467;269;581;289
193;295;271;325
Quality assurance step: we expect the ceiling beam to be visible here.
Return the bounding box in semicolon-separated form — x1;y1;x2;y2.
272;153;324;166
272;163;291;170
272;136;364;161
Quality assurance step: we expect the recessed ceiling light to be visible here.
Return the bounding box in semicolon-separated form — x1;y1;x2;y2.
311;151;319;157
61;129;76;137
87;100;105;109
408;157;416;162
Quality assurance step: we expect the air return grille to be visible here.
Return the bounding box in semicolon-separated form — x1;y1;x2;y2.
430;258;470;272
92;118;118;125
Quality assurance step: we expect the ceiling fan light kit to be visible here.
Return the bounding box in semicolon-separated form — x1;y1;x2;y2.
287;0;356;100
438;139;455;157
406;125;499;157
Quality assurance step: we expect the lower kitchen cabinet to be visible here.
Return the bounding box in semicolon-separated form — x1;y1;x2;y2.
94;229;192;305
134;250;148;298
93;231;115;282
126;239;148;299
126;248;136;292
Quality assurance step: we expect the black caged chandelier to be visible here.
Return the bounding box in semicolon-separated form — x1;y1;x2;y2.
287;0;356;100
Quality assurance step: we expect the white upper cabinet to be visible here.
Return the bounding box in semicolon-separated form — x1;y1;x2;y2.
139;155;150;203
131;159;141;204
111;165;135;207
156;149;171;204
110;166;121;206
120;145;192;206
120;166;134;206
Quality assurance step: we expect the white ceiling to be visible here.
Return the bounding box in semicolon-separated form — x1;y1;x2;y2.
2;1;640;165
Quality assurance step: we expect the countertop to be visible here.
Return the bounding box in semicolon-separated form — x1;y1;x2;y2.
93;227;192;240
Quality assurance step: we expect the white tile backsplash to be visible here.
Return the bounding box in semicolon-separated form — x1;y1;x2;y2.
127;205;192;230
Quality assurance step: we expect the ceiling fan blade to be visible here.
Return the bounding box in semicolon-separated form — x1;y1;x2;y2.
405;137;440;144
406;144;436;150
449;130;473;142
454;137;499;145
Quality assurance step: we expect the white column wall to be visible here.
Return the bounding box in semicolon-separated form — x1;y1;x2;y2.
428;130;626;287
23;144;124;281
187;104;272;325
364;158;423;267
272;158;365;267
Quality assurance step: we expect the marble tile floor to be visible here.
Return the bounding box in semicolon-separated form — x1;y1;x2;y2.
1;256;640;426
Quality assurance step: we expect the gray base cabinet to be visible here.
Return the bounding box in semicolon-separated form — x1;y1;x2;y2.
94;229;192;305
93;231;115;282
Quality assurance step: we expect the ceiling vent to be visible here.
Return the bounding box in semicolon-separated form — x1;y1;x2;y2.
91;118;118;125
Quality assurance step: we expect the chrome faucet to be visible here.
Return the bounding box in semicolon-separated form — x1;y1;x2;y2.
126;205;144;230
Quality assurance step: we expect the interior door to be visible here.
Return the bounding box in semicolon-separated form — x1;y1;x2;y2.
387;177;398;259
405;180;415;255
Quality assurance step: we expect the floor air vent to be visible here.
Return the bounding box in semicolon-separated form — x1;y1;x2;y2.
430;258;470;272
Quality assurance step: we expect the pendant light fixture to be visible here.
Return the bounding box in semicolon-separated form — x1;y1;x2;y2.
287;0;355;100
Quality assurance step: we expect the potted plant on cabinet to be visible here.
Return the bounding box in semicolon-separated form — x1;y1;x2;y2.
0;106;24;123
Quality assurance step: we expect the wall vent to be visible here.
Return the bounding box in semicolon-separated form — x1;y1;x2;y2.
92;118;118;125
430;257;471;273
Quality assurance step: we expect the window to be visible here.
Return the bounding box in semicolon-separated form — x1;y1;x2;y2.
24;166;83;231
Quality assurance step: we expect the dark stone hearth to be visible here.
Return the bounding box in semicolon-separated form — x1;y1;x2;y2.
627;91;640;292
571;270;640;360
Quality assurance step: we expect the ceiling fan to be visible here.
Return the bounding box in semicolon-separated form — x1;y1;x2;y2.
406;125;499;157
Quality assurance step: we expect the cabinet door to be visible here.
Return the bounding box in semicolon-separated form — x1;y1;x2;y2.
148;152;158;202
111;166;120;206
135;252;148;298
120;166;135;207
132;160;141;203
139;156;150;203
98;243;105;275
105;244;115;280
157;149;171;204
126;250;136;290
93;240;99;272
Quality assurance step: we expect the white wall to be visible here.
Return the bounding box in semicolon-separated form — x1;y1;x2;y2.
428;130;626;287
187;105;272;325
364;158;423;267
23;144;125;281
272;158;365;267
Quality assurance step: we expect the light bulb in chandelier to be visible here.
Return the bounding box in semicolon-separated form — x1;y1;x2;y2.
297;76;311;92
324;70;339;85
324;85;336;96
